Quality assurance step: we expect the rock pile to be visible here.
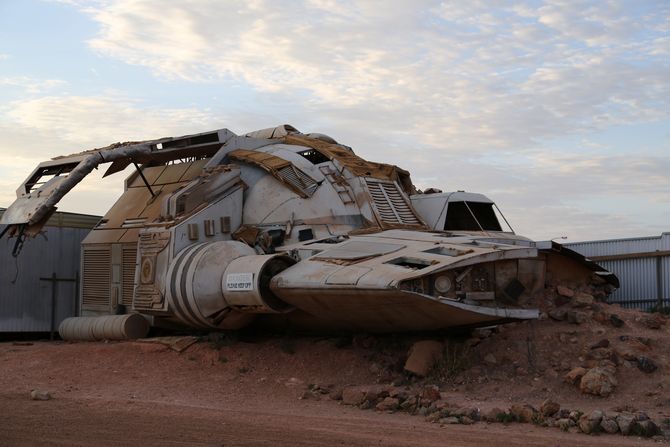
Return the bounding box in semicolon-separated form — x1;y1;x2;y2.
325;281;670;440
334;383;669;439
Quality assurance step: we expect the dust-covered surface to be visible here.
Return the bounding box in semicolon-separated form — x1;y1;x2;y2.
0;297;668;447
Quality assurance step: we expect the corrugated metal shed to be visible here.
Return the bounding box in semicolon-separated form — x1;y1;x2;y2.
566;233;670;310
0;208;101;332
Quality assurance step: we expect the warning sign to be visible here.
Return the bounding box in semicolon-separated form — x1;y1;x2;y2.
226;273;254;291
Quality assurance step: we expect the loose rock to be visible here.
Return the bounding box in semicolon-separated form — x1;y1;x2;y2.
639;315;662;330
557;286;575;298
483;407;505;422
342;387;366;406
579;367;617;397
564;367;587;384
637;356;658;373
586;347;616;363
460;416;475;425
616;413;635;435
440;416;460;425
567;310;590;325
637;419;660;437
590;339;610;349
29;390;51;401
509;403;537;423
548;308;567;321
451;407;480;421
539;399;560;418
609;314;625;327
420;385;441;403
376;397;399;412
573;292;594;308
600;417;619;434
557;418;574;431
404;340;443;377
578;410;603;434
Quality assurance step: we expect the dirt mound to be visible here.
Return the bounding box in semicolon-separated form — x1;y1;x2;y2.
321;285;670;439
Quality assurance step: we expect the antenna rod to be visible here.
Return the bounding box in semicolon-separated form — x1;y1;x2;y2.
132;161;156;198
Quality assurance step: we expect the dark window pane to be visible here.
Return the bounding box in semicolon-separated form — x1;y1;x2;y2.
444;202;502;231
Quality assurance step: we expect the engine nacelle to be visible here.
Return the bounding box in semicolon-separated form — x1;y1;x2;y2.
165;240;295;329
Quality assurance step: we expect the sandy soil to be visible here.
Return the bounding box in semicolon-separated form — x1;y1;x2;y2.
0;330;663;447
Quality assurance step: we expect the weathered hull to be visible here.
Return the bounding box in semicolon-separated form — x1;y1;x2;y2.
0;125;619;335
266;288;538;332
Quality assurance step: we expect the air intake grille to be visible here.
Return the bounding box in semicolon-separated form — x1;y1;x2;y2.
122;245;137;306
82;248;111;311
277;165;319;196
365;179;422;226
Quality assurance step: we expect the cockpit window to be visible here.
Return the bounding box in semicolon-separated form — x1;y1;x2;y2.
444;201;502;231
297;149;330;165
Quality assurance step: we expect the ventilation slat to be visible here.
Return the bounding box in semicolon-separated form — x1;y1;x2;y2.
277;165;319;197
122;246;137;306
82;248;111;311
365;179;422;226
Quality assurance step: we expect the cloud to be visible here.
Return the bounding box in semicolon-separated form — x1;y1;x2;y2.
4;95;222;146
0;77;66;94
3;1;669;241
77;0;670;154
412;152;670;241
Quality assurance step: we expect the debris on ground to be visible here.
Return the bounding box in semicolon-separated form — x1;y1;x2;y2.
136;336;199;352
29;390;51;401
403;340;443;377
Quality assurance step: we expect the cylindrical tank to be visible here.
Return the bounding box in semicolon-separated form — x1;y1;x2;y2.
59;314;149;341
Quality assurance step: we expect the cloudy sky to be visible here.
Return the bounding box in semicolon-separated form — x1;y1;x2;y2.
0;0;668;242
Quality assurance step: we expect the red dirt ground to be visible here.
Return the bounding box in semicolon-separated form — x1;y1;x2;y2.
0;313;665;447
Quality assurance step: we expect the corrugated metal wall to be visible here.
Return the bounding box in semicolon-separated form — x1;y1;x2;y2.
0;209;100;332
566;233;670;310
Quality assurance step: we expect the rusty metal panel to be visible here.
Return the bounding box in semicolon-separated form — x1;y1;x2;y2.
42;210;101;229
598;258;658;302
153;163;192;185
179;159;209;181
566;233;670;308
95;187;152;229
82;229;127;245
127;165;166;188
663;256;670;302
566;233;670;257
0;209;98;332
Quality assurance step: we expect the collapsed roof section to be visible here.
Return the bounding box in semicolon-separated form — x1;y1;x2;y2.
0;125;425;243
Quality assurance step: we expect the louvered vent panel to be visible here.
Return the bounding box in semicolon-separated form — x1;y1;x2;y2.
277;165;319;196
82;248;111;311
121;245;137;306
365;179;422;226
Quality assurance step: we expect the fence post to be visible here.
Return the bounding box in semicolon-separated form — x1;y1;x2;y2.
657;256;663;311
50;272;57;341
